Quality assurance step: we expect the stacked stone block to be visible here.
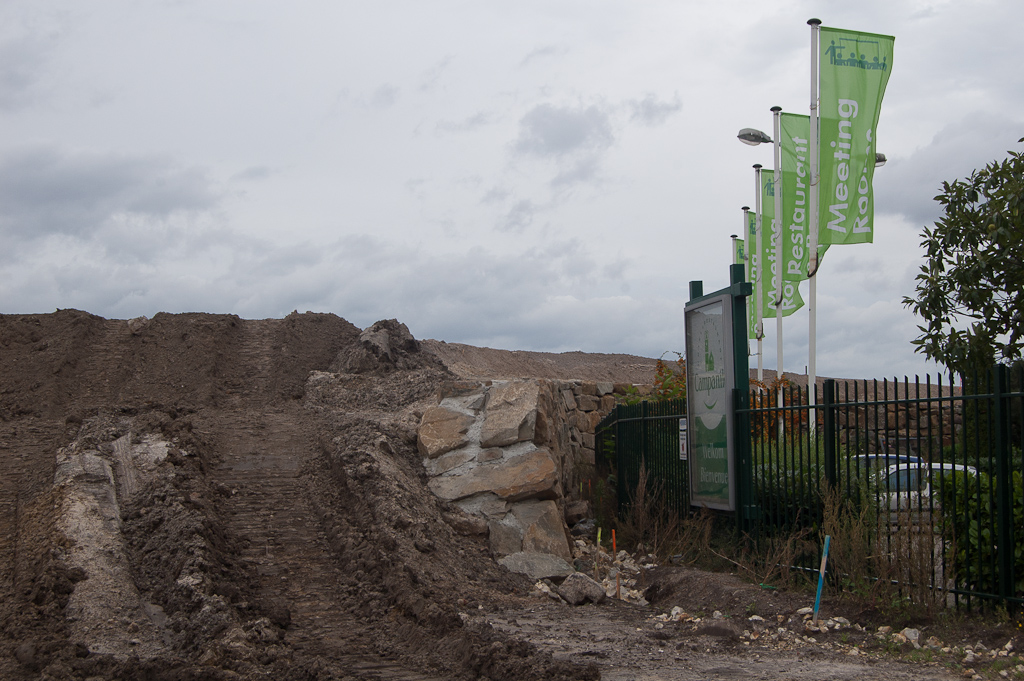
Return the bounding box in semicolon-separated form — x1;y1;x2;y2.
416;378;620;577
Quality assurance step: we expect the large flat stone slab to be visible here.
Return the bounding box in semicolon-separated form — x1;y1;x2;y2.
486;499;572;560
513;499;572;561
422;448;475;477
428;446;558;502
454;492;509;518
417;405;474;459
488;516;524;556
498;552;574;581
481;381;538;448
557;573;606;605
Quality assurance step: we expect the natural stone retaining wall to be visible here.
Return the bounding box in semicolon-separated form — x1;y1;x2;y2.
417;378;621;578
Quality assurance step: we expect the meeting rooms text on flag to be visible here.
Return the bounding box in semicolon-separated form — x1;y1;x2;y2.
818;27;894;247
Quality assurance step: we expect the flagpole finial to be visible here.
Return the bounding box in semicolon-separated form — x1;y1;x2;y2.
753;163;762;170
770;106;782;113
741;206;749;211
807;18;821;26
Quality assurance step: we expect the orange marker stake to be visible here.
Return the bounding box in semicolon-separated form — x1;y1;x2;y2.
612;529;616;555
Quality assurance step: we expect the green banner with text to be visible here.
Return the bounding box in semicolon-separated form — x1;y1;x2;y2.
818;27;894;247
780;113;829;278
760;171;804;317
733;235;758;340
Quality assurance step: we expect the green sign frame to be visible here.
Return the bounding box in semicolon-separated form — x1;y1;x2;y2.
684;265;751;513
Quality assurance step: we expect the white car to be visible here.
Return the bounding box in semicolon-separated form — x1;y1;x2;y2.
881;462;977;513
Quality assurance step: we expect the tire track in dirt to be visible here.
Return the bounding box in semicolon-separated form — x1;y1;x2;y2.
66;319;132;409
210;320;357;652
0;419;60;594
206;321;441;677
0;318;128;600
211;404;360;651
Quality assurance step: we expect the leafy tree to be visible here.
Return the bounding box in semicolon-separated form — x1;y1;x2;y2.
904;138;1024;375
620;352;686;405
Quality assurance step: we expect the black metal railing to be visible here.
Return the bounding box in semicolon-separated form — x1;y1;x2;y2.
600;365;1023;611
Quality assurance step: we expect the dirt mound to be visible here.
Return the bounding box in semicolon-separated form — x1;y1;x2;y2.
0;311;598;680
2;311;974;681
421;340;659;383
336;319;446;376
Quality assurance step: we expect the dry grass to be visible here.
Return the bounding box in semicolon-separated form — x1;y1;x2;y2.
671;506;717;566
821;484;946;617
615;461;681;560
708;523;816;591
875;513;947;616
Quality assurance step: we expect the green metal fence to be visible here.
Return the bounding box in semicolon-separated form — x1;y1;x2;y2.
600;365;1024;611
595;398;688;518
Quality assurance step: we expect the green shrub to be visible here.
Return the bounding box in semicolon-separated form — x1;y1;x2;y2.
938;469;1024;597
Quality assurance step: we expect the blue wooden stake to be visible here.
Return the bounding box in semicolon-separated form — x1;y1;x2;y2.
813;535;831;622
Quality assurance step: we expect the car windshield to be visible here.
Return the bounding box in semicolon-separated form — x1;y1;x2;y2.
885;467;924;492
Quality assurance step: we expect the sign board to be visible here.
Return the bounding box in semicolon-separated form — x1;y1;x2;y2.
684;292;738;511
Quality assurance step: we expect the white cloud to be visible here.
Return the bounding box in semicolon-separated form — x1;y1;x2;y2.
513;103;614;158
0;146;221;243
628;93;682;126
878;113;1024;227
2;0;1024;381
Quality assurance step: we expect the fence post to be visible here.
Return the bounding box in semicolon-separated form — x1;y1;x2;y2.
823;379;837;489
734;387;757;536
614;405;624;520
641;400;648;470
992;364;1014;604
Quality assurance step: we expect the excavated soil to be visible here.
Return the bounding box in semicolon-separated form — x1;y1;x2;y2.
0;311;1005;680
0;311;596;680
419;341;659;384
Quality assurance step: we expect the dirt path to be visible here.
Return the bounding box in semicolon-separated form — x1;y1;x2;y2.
485;601;959;680
202;320;446;678
208;402;372;655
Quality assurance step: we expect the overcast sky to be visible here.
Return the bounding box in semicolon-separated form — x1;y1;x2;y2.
1;1;1021;381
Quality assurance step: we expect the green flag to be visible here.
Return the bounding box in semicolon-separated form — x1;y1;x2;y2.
760;171;804;317
818;27;894;246
780;113;829;279
733;235;758;340
745;212;759;339
733;237;745;267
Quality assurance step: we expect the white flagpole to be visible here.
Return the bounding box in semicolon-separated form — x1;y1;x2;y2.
771;105;784;435
753;164;764;383
740;207;753;363
807;18;821;424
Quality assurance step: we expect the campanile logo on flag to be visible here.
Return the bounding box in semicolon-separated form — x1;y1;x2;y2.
823;35;890;71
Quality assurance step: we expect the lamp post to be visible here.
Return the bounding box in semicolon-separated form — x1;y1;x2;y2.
771;106;785;436
752;164;765;382
741;206;757;376
737;128;774;384
741;112;787;431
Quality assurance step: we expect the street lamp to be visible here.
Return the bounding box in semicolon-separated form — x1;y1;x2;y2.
738;125;773;383
737;128;773;146
741;113;786;428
